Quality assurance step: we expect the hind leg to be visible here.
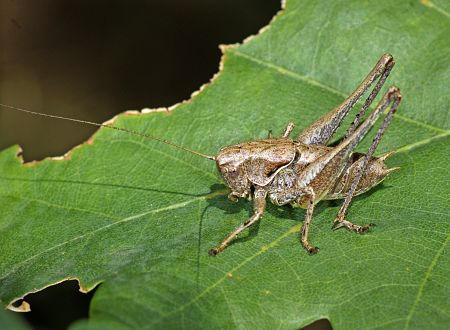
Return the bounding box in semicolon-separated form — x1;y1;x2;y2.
297;54;394;145
332;90;401;232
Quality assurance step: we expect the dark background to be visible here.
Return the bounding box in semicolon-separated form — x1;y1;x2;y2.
1;1;330;329
0;0;282;161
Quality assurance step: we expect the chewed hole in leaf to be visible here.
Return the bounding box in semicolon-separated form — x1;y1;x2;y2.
302;319;332;330
14;280;97;330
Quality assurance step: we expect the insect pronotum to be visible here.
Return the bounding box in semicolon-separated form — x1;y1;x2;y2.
0;53;401;255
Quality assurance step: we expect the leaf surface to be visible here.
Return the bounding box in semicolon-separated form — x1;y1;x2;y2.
1;0;449;329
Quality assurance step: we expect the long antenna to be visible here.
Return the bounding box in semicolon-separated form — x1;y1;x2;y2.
0;103;215;161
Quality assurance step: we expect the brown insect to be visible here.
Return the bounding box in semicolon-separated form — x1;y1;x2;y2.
0;53;401;255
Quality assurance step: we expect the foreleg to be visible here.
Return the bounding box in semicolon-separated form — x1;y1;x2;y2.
209;188;267;256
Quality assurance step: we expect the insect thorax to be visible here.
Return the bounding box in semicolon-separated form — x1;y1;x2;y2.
267;143;331;207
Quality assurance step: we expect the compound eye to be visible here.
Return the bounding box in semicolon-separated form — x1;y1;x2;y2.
228;168;239;177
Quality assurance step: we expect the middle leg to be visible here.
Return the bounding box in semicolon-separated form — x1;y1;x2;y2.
298;187;319;254
282;122;295;138
268;184;319;254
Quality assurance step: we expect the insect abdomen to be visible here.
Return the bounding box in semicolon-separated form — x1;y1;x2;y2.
324;154;398;200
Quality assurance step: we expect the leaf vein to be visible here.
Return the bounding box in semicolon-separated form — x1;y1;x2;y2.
152;223;302;324
0;194;211;281
420;0;450;18
394;131;450;154
403;233;449;329
230;49;449;135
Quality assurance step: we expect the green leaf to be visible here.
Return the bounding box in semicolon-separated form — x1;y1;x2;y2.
0;309;31;330
1;0;449;329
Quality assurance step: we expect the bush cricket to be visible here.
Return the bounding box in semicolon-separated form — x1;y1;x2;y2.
0;53;401;255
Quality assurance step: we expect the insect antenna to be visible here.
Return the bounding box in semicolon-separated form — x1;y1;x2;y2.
0;103;215;161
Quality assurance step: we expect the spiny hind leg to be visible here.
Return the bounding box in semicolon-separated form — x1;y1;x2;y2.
297;54;394;145
209;188;267;256
332;89;401;233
